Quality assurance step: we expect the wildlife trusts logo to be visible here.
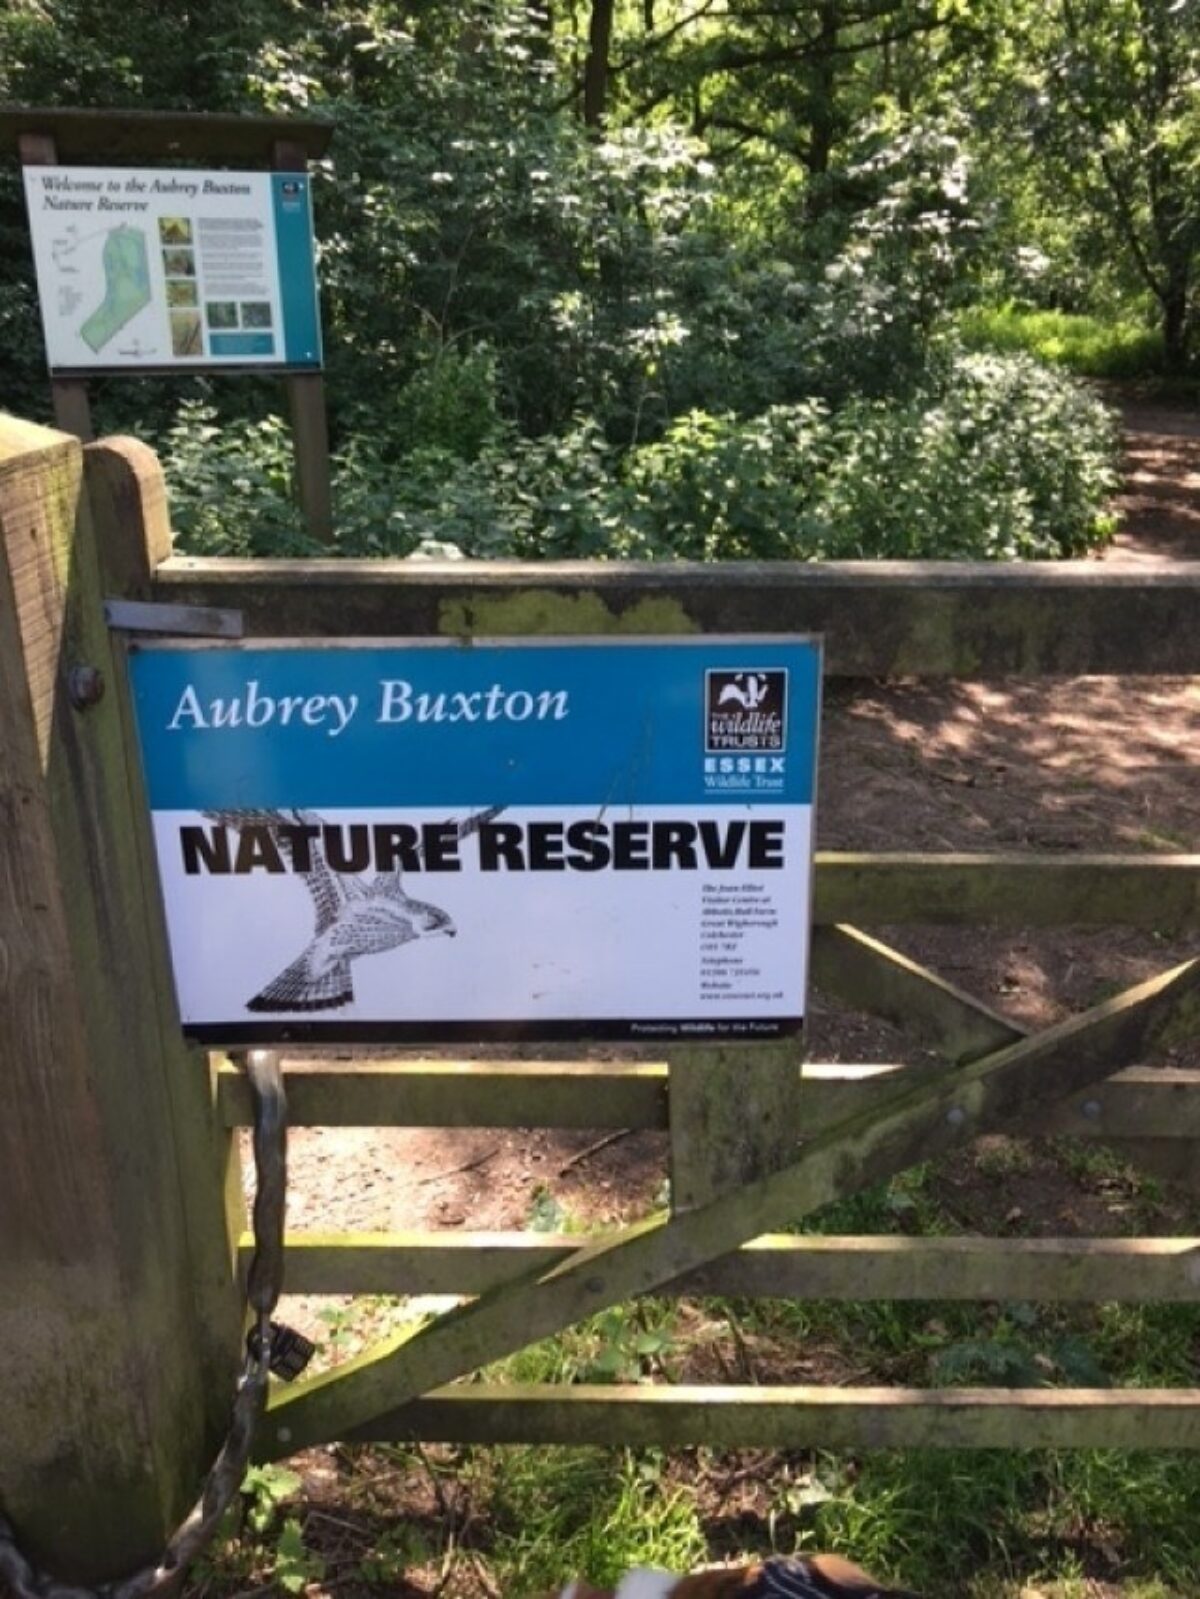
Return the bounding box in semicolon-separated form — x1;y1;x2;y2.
705;668;788;752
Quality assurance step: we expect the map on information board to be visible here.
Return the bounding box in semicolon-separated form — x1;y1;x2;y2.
22;166;322;372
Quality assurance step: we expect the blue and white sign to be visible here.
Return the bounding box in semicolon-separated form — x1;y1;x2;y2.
23;166;322;372
128;638;821;1045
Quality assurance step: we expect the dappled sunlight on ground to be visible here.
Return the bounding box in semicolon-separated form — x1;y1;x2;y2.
819;677;1199;854
1107;403;1200;564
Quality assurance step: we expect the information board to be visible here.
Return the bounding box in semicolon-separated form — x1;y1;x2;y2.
22;165;321;372
128;638;821;1044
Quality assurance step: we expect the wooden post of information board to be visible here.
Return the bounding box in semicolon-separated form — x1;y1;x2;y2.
16;131;95;443
0;415;241;1582
273;137;334;545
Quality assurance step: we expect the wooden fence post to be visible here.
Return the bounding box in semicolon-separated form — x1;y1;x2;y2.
273;137;334;545
0;416;241;1582
85;431;249;1409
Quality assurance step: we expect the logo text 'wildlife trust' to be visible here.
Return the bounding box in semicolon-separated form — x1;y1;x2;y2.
705;669;788;753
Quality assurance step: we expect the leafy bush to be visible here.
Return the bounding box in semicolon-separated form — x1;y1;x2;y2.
378;343;504;462
624;351;1117;561
158;406;316;556
161;352;1117;563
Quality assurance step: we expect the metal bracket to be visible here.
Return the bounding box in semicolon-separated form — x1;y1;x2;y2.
104;598;244;639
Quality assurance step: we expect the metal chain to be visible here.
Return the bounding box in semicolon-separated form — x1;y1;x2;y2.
0;1049;289;1599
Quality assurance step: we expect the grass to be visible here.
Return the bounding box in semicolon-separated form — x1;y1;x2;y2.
478;1447;710;1593
958;305;1165;380
185;1144;1200;1599
188;1430;1200;1598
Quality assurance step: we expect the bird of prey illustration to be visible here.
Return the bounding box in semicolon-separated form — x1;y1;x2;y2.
204;805;503;1013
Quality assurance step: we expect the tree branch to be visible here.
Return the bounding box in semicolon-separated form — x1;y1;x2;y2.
697;112;811;160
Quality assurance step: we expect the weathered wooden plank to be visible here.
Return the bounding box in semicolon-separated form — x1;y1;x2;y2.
259;959;1199;1459
152;556;1200;676
85;435;173;592
667;925;1030;1209
263;1232;1200;1303
218;1058;669;1127
813;854;1200;929
669;1044;802;1210
0;418;235;1580
180;851;1198;945
218;1061;1200;1140
347;1384;1200;1451
0;105;333;161
806;1065;1200;1141
87;438;244;1423
811;925;1023;1062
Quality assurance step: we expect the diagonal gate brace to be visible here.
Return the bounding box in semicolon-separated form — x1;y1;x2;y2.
811;923;1025;1064
260;958;1199;1460
815;925;1200;1191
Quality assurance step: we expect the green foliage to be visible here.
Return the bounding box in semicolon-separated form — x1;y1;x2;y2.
384;344;504;461
161;351;1117;562
575;1307;681;1384
271;1518;325;1594
476;1447;708;1595
490;1297;682;1387
356;1526;431;1586
960;305;1165;378
156;404;315;556
190;1463;323;1598
240;1464;303;1536
801;1446;1200;1594
624;352;1116;561
956;0;1199;370
930;1328;1110;1389
1;0;1134;564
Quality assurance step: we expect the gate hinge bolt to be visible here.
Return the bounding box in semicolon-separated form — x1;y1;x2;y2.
68;664;105;710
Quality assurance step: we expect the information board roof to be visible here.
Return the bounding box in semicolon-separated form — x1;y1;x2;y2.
0;106;334;163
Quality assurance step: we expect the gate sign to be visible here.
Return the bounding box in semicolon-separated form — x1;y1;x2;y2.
22;166;321;371
128;638;821;1045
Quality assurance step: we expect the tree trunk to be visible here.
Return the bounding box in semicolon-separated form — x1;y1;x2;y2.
806;0;840;180
1161;277;1191;374
584;0;615;126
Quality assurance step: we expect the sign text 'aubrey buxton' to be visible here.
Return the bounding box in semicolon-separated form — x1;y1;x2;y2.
164;677;572;737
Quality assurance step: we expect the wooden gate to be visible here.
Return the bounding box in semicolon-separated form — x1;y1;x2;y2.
2;413;1198;1582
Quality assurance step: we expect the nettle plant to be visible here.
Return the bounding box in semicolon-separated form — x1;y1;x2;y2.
162;345;1117;564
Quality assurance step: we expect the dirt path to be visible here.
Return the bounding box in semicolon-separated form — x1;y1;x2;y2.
1106;398;1200;564
267;391;1200;1299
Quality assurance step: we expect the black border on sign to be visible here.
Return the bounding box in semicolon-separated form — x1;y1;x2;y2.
188;1017;806;1046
